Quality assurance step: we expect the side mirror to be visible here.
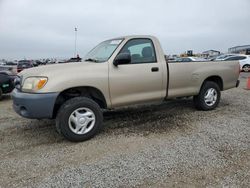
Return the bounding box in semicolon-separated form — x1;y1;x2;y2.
113;53;131;66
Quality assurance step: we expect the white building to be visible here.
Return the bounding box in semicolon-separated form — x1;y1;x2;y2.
228;45;250;55
201;50;221;58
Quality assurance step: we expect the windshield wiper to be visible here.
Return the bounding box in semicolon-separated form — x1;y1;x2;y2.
84;58;99;63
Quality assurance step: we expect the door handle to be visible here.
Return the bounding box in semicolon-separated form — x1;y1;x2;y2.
151;67;159;72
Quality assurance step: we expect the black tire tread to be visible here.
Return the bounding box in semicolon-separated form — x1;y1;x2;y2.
193;81;221;111
56;97;103;142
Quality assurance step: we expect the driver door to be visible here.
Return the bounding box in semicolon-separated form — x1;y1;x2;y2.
109;38;164;107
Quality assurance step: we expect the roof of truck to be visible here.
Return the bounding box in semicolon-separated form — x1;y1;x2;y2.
111;35;156;40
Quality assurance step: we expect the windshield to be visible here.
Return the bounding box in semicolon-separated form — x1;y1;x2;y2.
84;39;123;62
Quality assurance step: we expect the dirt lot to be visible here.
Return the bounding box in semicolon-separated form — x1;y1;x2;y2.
0;73;249;187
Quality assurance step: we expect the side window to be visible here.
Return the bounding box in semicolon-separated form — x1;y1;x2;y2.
238;56;246;60
225;57;235;61
227;56;246;61
119;39;156;64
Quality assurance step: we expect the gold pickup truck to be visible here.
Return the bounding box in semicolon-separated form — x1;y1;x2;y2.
12;35;240;142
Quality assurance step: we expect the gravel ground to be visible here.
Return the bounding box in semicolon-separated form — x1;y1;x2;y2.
0;73;249;187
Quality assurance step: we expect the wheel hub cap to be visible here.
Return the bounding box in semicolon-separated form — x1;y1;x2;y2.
79;118;86;124
68;107;96;135
204;88;217;106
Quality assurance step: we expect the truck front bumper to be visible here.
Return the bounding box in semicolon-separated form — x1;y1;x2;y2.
12;89;59;119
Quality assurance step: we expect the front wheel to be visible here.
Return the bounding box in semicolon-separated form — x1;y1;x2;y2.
56;97;103;142
193;81;221;111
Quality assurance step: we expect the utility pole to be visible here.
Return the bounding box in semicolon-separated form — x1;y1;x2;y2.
74;27;77;57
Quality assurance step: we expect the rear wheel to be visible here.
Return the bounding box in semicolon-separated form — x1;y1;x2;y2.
193;81;221;111
242;65;250;72
56;97;103;142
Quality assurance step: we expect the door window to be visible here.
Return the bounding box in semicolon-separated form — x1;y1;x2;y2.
226;56;246;61
119;39;157;64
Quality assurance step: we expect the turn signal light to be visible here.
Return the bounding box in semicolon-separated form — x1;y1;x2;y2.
37;79;47;90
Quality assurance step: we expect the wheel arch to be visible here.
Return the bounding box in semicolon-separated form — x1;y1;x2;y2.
242;64;250;67
200;76;224;92
53;86;107;118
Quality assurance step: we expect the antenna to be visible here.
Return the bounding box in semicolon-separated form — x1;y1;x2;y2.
74;27;77;57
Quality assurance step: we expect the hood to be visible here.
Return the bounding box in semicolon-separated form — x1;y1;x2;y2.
19;61;103;78
18;61;109;93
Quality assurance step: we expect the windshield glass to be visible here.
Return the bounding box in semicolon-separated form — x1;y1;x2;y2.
84;39;123;62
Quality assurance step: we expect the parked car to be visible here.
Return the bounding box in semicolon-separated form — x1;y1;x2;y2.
67;57;82;63
17;60;34;73
45;60;56;65
0;71;16;99
213;54;234;61
176;57;207;62
223;55;250;72
35;60;45;66
57;61;68;64
0;61;6;66
0;66;17;74
12;35;240;142
5;61;18;66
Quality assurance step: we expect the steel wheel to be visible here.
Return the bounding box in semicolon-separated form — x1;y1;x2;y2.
194;81;221;111
204;88;217;107
68;107;96;135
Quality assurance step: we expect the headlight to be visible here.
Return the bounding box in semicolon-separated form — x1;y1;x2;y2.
22;77;48;92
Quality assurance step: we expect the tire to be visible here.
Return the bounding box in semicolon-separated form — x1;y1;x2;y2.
242;65;250;72
56;97;103;142
193;81;221;111
0;88;2;100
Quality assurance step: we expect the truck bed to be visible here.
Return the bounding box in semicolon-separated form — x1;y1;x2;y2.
167;61;239;98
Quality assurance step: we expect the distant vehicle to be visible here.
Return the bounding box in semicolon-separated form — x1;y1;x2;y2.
57;60;67;64
0;61;6;66
31;60;39;67
223;55;250;72
213;54;234;61
55;57;82;64
0;71;16;99
177;57;206;62
17;60;34;73
5;61;17;66
45;60;56;65
34;60;45;66
67;57;82;63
